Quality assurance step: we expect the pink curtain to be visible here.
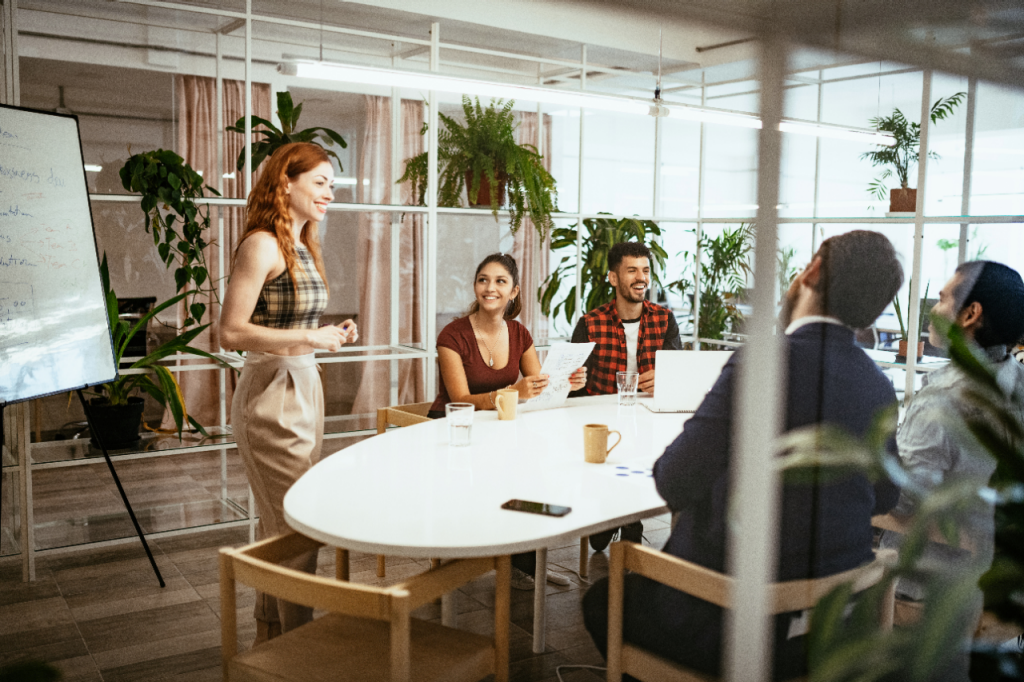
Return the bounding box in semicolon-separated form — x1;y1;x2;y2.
174;75;272;428
511;111;553;342
351;97;426;419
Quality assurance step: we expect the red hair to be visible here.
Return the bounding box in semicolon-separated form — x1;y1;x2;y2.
240;142;330;293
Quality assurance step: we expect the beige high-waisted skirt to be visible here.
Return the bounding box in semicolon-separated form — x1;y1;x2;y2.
232;351;323;631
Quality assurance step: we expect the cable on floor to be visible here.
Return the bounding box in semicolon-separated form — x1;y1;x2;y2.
555;664;607;681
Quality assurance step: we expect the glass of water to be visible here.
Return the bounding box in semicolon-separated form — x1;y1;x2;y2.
616;371;639;407
445;402;475;446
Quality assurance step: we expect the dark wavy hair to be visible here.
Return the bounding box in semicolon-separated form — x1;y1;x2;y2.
608;241;653;273
467;253;522;320
813;230;904;329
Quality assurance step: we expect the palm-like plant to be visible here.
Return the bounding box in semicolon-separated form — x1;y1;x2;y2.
862;93;965;201
227;91;348;172
94;254;237;439
666;223;755;343
538;215;667;329
398;96;557;238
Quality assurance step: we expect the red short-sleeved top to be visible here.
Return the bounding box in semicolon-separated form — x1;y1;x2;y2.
429;316;534;413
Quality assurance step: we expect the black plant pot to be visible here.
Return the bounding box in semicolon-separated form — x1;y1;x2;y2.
88;397;145;450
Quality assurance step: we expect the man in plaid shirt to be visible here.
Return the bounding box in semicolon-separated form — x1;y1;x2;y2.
570;241;682;549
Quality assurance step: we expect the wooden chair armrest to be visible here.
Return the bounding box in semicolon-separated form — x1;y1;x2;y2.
395;557;497;610
873;513;976;553
612;541;732;608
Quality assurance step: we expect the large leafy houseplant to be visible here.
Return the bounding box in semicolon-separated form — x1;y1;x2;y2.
862;92;965;204
226;91;348;172
538;215;667;330
119;149;220;327
92;254;237;440
398;96;557;238
666;223;754;344
778;318;1024;681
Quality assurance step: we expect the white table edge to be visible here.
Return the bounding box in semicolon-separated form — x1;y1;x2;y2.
284;505;670;559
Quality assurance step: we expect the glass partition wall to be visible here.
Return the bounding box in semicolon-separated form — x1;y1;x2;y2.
2;0;1023;585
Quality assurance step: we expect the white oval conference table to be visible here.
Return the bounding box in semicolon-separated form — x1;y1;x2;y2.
284;394;688;652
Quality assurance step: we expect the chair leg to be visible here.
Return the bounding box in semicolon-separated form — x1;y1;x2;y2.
377;554;386;578
494;555;511;682
336;548;349;581
579;536;589;578
607;542;625;682
219;552;237;681
431;558;442;604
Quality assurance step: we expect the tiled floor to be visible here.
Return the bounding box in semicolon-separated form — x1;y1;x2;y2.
0;511;672;682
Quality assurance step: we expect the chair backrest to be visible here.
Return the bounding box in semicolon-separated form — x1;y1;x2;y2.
872;513;975;553
219;533;510;682
606;541;896;682
376;401;433;434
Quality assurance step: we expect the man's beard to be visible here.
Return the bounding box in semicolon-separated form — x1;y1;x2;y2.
618;282;647;303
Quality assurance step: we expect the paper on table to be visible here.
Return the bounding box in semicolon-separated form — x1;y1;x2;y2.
521;342;595;412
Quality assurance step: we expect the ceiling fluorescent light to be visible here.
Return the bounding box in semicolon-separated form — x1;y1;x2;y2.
280;60;650;116
84;164;102;172
779;121;896;145
279;60;894;145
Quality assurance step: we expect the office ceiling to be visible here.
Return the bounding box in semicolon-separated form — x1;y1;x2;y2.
17;0;1024;96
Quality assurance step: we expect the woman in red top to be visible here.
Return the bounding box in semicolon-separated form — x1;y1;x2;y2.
429;253;585;416
429;253;586;590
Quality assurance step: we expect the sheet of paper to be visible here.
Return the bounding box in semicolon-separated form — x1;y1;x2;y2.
521;342;594;412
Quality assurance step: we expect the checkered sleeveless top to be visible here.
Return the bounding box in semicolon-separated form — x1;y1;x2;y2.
250;243;328;330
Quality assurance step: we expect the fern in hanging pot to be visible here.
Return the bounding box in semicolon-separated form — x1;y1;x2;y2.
398;96;558;238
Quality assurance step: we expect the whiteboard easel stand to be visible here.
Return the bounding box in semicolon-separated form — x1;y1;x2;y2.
75;390;165;588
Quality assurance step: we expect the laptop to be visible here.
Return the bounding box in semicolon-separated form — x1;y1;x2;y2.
640;350;733;413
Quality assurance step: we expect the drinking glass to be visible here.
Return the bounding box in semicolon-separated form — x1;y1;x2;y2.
616;371;639;407
445;402;475;446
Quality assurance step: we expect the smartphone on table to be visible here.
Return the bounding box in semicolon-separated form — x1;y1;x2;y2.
501;499;572;517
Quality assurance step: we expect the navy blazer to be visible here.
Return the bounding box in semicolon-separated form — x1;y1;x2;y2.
646;322;900;674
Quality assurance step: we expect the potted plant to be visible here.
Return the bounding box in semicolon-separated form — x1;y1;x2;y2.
538;215;667;331
119;149;222;327
88;255;237;448
398;96;558;238
665;223;755;345
861;92;965;213
892;280;929;361
226;91;348;172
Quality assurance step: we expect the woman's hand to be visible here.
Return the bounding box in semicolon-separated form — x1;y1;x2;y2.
568;367;587;392
516;374;550;400
339;319;358;345
307;325;349;352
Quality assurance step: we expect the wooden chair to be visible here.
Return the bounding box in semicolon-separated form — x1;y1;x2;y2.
872;513;976;627
376;402;432;434
373;402;433;577
606;541;896;682
220;532;510;682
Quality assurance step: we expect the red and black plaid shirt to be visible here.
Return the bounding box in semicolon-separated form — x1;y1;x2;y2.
576;300;675;396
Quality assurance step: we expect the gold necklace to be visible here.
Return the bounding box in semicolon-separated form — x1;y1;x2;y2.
472;317;506;367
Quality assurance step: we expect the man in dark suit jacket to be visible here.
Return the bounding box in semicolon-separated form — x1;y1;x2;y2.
582;230;905;679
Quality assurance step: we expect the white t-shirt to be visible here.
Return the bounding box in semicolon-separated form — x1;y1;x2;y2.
622;319;641;374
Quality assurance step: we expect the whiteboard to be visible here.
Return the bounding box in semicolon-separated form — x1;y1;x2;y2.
0;104;116;405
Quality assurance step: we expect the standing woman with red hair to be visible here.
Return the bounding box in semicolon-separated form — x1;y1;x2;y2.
220;142;357;641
